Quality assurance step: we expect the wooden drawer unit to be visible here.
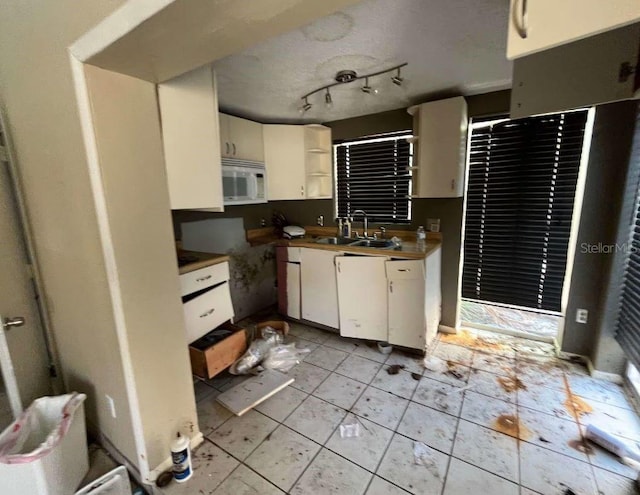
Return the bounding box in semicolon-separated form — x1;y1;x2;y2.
183;283;234;343
179;262;230;297
189;323;247;379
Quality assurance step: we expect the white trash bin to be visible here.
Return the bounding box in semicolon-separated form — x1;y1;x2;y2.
0;392;89;495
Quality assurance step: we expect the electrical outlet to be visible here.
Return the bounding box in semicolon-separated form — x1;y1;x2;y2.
576;309;589;324
106;394;117;418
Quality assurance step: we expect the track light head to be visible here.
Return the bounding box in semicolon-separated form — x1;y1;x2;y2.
325;89;333;109
361;78;378;95
299;97;312;114
391;67;404;86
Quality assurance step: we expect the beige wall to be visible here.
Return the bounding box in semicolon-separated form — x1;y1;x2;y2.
0;0;138;464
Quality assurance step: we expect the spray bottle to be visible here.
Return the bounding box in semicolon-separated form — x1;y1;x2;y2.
171;432;192;483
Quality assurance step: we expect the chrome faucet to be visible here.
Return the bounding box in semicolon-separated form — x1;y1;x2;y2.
351;209;368;238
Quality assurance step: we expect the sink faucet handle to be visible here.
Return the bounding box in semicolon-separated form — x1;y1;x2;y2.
380;226;386;238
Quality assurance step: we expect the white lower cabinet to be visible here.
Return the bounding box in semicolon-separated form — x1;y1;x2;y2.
285;262;301;320
335;255;388;341
300;248;340;329
387;260;427;350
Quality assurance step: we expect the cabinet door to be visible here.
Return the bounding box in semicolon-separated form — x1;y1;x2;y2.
387;260;426;350
158;66;223;210
228;115;264;162
411;97;467;198
264;125;306;200
424;247;442;346
219;113;231;157
286;262;301;319
507;0;640;60
336;255;388;340
300;248;340;328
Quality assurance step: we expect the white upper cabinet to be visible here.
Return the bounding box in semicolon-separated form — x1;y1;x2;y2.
158;65;223;211
408;96;467;198
219;113;264;162
507;0;640;59
263;125;306;200
263;123;333;200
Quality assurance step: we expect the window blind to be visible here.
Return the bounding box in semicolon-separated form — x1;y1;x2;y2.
615;112;640;369
462;110;589;312
335;133;412;223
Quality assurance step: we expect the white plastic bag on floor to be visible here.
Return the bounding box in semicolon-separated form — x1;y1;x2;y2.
262;343;311;372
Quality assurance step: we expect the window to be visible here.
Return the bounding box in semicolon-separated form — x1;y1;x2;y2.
335;132;413;223
462;110;591;312
615;111;640;369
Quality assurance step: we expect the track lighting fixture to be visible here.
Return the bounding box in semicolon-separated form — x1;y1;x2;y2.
391;67;404;86
297;63;407;112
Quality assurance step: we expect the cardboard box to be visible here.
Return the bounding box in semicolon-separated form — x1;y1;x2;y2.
256;320;290;336
189;322;247;379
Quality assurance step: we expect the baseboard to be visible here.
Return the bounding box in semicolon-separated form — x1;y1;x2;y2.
586;359;624;384
438;324;457;334
148;431;204;484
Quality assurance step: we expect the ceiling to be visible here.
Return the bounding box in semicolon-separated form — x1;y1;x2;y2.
213;0;512;124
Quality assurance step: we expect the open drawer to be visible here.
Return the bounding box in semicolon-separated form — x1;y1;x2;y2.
183;282;234;343
179;261;230;297
189;322;246;379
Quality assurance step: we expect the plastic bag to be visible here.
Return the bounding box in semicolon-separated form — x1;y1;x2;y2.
423;356;448;373
229;326;283;375
413;441;435;467
339;417;361;439
262;344;311;373
0;393;86;464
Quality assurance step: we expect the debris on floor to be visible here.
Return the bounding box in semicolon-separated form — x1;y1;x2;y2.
497;376;527;392
229;326;283;375
411;372;422;381
493;414;531;440
386;364;405;375
585;423;640;465
413;441;435;467
423;356;448;372
339;417;361;438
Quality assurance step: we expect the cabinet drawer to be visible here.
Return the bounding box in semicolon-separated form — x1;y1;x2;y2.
189;323;247;379
183;283;234;343
386;260;425;280
180;262;230;296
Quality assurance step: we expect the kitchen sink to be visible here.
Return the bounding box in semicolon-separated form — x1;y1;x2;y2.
314;237;357;245
350;239;397;249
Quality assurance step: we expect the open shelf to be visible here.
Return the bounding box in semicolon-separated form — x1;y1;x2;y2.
307;148;331;154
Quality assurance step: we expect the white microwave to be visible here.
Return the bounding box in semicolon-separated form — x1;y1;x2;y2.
221;158;267;205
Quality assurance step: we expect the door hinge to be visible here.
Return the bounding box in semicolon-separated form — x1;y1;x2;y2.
619;62;636;83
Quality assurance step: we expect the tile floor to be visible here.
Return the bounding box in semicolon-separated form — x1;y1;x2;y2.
164;323;640;495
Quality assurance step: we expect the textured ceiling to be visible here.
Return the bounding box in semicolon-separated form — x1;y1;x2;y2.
213;0;512;124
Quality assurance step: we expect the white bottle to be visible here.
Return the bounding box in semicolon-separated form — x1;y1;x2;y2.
171;432;192;483
416;225;426;251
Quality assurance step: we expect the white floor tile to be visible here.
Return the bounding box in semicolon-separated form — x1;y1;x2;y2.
370;368;420;399
516;359;566;390
517;406;586;460
452;420;519;482
284;334;320;353
254;386;308;422
289;324;332;344
194;380;218;403
459;390;516;433
519;442;598;495
196;394;234;436
325;413;394;472
466;369;518;403
245;425;321;492
377;433;448;495
471;351;516;376
397;401;458;454
207;410;278;460
290;448;372;495
593;466;639;495
336;354;383;384
412;377;465;416
305;345;349;371
324;334;360;353
284;395;346;444
516;383;574;420
385;351;426;375
434;342;474;367
422;362;471;387
212;464;284;495
568;374;632;410
160;441;238;495
313;372;366;410
287;362;331;393
442;458;519;495
365;476;411;495
353;343;390;363
352;386;409;430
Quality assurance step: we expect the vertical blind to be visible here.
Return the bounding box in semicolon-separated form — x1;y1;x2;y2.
615;111;640;369
462;110;589;312
335;132;412;223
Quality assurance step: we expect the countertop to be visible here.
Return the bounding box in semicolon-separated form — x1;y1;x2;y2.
276;237;441;259
177;250;230;275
